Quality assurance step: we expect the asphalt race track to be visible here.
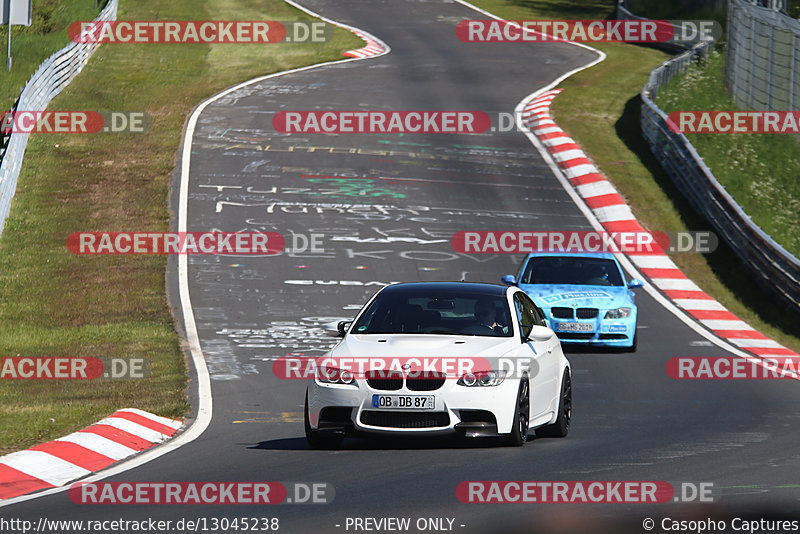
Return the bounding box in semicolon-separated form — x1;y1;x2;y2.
5;1;800;532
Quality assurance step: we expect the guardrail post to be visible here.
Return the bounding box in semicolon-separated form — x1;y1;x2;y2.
792;33;797;110
6;18;11;71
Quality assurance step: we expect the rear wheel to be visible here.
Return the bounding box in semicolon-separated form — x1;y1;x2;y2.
536;369;571;438
505;376;530;447
304;391;344;450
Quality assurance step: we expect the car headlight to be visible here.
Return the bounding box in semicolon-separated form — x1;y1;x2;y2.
604;307;632;319
457;370;506;387
317;366;357;386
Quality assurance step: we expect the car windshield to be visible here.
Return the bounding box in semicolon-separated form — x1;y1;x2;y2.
521;256;624;286
351;290;513;337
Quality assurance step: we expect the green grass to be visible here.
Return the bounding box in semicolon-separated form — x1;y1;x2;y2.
469;0;800;347
0;0;360;454
656;49;800;260
0;0;105;111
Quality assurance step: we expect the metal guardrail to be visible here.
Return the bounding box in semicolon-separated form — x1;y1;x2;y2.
0;97;16;161
0;0;118;236
726;0;800;111
618;0;800;313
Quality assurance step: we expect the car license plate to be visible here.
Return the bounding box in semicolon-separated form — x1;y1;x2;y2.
558;322;594;332
372;395;434;410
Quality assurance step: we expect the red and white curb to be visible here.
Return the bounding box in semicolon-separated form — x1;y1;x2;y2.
0;409;182;501
522;89;799;360
343;28;387;58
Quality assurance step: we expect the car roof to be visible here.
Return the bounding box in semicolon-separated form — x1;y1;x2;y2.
380;281;509;296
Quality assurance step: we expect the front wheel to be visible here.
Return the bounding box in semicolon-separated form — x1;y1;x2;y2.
304;391;343;450
536;369;571;438
505;376;530;447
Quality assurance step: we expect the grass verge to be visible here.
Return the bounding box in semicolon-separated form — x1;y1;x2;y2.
0;0;105;111
469;0;800;348
655;49;800;259
0;0;361;454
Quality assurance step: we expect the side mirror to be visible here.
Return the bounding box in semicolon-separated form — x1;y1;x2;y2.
526;325;553;342
338;321;352;336
628;279;644;289
323;320;351;337
501;274;517;286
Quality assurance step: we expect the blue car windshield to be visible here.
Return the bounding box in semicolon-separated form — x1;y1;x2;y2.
521;257;624;286
351;291;513;337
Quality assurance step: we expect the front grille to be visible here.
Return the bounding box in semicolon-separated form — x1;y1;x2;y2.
366;370;403;391
576;308;598;319
599;334;628;340
360;411;450;429
551;307;573;319
557;332;595;340
407;371;446;391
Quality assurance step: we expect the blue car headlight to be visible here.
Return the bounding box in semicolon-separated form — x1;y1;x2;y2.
604;307;632;319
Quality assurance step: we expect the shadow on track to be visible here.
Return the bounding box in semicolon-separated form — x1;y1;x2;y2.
246;434;552;451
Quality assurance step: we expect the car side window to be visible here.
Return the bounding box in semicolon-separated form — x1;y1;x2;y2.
519;293;546;327
513;293;534;339
519;259;532;284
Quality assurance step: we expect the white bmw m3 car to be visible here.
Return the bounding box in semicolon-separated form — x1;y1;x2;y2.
304;281;572;448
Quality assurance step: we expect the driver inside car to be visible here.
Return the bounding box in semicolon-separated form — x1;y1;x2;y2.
462;298;508;336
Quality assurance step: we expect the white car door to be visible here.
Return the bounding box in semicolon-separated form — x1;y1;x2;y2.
514;292;559;419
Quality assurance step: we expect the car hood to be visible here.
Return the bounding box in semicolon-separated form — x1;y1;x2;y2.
519;283;632;310
330;334;519;359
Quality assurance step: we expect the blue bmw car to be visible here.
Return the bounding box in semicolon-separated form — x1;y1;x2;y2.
502;252;643;351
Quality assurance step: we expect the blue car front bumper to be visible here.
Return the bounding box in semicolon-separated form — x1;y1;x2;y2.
547;317;637;348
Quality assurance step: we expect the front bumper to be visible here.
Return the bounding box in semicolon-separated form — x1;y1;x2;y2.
548;317;636;347
307;376;520;436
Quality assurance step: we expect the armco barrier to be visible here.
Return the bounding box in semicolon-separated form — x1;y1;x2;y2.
619;0;800;313
0;0;118;236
